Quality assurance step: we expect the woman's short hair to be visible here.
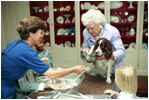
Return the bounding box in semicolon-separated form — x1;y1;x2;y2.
16;16;46;40
81;9;106;26
115;66;138;94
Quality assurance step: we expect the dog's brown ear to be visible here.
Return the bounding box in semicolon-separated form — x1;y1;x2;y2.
104;40;113;59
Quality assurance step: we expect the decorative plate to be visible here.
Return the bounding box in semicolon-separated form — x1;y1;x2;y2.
127;15;135;22
98;2;104;9
65;6;71;11
91;5;98;9
65;41;71;47
81;3;85;10
142;42;148;50
84;2;91;10
98;1;123;9
45;42;50;47
143;28;148;36
110;16;120;23
128;42;136;50
72;43;75;47
43;6;49;12
56;16;64;24
57;28;65;35
64;28;70;35
60;7;65;11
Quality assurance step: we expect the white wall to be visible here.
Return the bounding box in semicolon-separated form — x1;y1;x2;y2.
1;1;30;52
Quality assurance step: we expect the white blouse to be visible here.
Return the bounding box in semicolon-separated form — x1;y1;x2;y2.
118;91;136;99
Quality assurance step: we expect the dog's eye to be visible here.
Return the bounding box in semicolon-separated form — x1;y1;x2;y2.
100;43;103;47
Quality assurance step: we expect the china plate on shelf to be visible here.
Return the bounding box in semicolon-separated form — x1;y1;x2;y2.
84;2;91;10
60;7;65;11
65;5;71;11
98;1;123;9
64;28;70;35
98;2;104;9
65;41;71;47
91;5;98;10
45;42;50;47
128;42;136;50
110;16;120;23
81;3;85;10
143;28;148;36
57;28;65;35
43;6;49;12
142;42;148;50
56;16;64;24
127;15;135;22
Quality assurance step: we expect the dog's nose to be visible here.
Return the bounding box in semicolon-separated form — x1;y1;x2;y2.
95;51;99;55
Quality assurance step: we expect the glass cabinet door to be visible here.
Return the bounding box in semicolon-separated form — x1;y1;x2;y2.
142;1;148;50
53;1;75;48
110;1;138;50
80;1;104;47
29;1;50;47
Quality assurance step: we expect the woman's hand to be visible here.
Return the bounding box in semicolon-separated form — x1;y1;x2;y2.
104;89;115;97
104;89;119;99
41;57;48;63
73;65;85;74
83;48;89;53
45;83;67;90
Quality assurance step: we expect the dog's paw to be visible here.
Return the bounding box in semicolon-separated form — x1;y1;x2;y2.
85;66;93;74
106;78;111;84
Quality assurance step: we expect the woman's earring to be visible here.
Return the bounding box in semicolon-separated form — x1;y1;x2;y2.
100;26;103;29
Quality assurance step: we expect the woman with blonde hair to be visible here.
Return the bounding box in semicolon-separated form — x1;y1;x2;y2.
104;66;138;99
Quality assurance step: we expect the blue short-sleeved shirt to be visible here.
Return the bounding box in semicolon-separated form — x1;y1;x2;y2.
1;40;50;99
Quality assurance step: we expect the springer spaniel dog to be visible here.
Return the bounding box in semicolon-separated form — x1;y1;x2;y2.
85;38;114;84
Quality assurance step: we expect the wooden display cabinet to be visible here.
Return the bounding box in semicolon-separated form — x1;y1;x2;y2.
53;1;76;48
28;1;148;75
29;1;50;46
110;1;138;49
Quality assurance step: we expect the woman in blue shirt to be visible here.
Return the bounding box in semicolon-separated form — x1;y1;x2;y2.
81;9;126;92
1;16;85;99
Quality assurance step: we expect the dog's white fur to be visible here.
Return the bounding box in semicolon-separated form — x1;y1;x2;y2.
85;39;114;84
